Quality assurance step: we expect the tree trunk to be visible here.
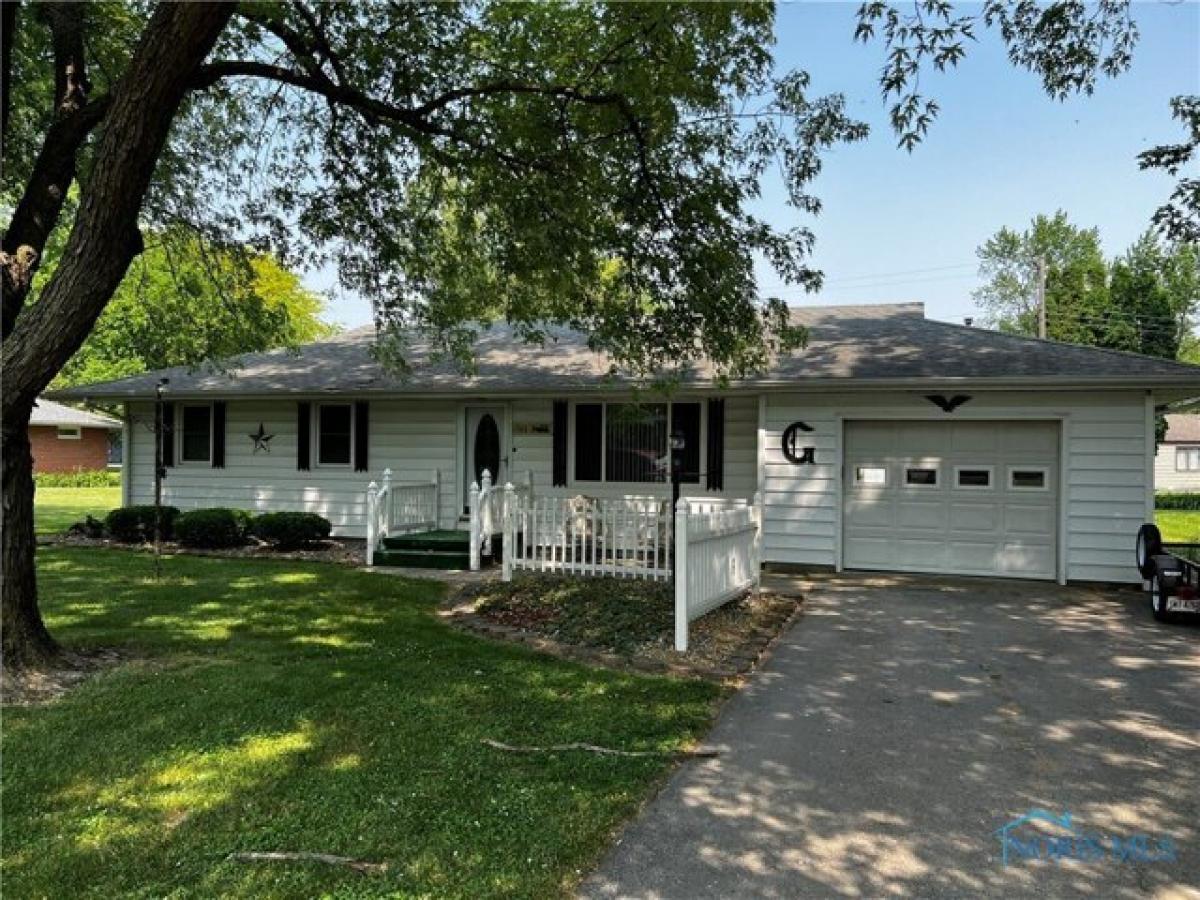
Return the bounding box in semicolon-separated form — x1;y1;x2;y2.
1;1;234;674
1;411;58;669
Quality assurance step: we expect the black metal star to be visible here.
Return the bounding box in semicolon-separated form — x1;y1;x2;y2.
249;422;275;453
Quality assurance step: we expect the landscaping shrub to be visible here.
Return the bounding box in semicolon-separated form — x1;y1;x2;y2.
251;511;332;549
35;470;122;488
68;515;107;539
174;508;253;549
105;505;180;542
1156;492;1200;510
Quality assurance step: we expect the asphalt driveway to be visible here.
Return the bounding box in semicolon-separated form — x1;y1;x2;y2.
581;575;1200;899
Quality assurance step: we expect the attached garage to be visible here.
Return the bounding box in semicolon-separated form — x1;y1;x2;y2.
842;420;1059;579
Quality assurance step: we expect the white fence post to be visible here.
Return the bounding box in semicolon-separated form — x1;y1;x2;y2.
752;490;763;595
366;481;379;567
502;482;515;582
381;467;393;532
431;468;441;529
481;468;493;558
674;497;689;652
468;480;481;571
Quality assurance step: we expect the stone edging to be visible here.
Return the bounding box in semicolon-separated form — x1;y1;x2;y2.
446;595;804;684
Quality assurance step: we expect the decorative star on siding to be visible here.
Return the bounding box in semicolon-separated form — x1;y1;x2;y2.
249;423;275;453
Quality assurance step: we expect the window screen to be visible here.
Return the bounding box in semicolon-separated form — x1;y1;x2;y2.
318;404;353;465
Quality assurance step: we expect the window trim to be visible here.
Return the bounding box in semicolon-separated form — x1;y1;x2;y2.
953;465;994;490
1008;466;1050;492
854;465;888;487
56;426;82;440
903;465;939;489
177;403;214;465
1176;446;1200;473
568;400;707;487
314;402;355;468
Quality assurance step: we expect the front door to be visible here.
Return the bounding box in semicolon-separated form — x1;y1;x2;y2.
464;407;505;511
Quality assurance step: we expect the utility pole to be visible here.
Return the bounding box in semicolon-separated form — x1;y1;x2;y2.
1036;256;1047;340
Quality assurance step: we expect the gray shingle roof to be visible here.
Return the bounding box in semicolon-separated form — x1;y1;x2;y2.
30;398;121;429
52;302;1200;400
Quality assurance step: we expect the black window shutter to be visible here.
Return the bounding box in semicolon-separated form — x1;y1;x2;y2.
552;400;569;487
297;402;311;471
354;401;369;472
673;403;701;484
574;403;603;481
706;398;725;491
161;402;175;468
212;402;226;469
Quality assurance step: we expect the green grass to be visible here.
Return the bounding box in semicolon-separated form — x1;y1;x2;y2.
2;550;719;899
34;485;121;534
1155;509;1200;543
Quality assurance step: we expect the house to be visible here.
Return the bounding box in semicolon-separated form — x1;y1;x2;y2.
29;398;121;474
1154;413;1200;492
53;302;1200;585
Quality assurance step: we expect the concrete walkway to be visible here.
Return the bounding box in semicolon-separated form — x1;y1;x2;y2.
580;575;1200;899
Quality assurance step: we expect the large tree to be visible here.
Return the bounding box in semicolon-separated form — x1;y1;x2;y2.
0;1;1146;670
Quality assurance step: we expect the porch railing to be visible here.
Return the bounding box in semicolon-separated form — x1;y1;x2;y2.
365;468;440;565
469;469;533;570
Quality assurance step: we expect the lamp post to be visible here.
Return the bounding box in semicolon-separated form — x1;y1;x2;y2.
153;378;169;579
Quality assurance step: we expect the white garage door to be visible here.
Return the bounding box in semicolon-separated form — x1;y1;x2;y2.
843;420;1059;579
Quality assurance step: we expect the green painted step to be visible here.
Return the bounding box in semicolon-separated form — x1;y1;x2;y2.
373;548;473;570
382;529;470;552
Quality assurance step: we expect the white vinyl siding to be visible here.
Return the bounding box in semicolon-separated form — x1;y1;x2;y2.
762;391;1152;584
127;399;459;536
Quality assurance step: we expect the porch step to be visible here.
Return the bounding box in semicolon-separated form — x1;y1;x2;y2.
382;529;471;552
373;548;473;570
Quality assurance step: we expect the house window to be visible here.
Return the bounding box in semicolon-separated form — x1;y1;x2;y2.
855;466;887;486
905;467;938;487
56;426;81;440
180;404;212;463
573;401;703;484
1176;447;1200;472
955;466;993;489
317;403;353;466
1009;467;1048;491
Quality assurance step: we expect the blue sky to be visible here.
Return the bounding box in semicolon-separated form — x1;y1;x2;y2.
317;1;1200;328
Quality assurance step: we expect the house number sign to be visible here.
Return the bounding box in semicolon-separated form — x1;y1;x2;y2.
782;421;816;465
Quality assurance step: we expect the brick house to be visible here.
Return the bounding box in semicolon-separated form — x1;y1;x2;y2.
30;398;120;474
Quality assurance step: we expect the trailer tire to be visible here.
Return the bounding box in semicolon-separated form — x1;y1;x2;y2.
1136;523;1163;580
1150;573;1174;623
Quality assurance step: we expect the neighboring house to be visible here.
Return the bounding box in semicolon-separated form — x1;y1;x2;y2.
29;398;121;474
1154;414;1200;492
54;303;1200;585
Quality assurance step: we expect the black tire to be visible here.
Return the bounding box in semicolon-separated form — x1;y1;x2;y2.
1150;574;1173;623
1136;523;1163;580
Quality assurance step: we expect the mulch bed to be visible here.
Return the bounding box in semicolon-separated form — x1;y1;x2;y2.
44;532;366;566
446;573;803;683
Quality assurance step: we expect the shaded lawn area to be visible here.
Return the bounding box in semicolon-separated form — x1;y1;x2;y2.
34;485;121;534
1155;509;1200;543
3;550;719;899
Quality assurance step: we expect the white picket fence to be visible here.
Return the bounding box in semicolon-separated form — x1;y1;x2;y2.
498;487;762;651
365;469;440;565
468;469;533;570
673;494;762;651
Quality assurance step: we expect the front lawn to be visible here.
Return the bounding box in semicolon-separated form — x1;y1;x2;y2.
1155;509;1200;543
3;550;719;898
34;485;121;534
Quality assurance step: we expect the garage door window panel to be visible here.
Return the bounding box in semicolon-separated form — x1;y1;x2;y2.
855;465;888;486
904;466;938;488
955;466;994;490
1009;467;1049;491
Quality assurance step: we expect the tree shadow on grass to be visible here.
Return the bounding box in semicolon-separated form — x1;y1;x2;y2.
4;548;719;899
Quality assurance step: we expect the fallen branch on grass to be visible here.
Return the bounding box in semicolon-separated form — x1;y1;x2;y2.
482;738;719;759
226;851;388;874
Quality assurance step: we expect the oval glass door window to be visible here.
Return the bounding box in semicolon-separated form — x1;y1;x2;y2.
474;413;501;483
